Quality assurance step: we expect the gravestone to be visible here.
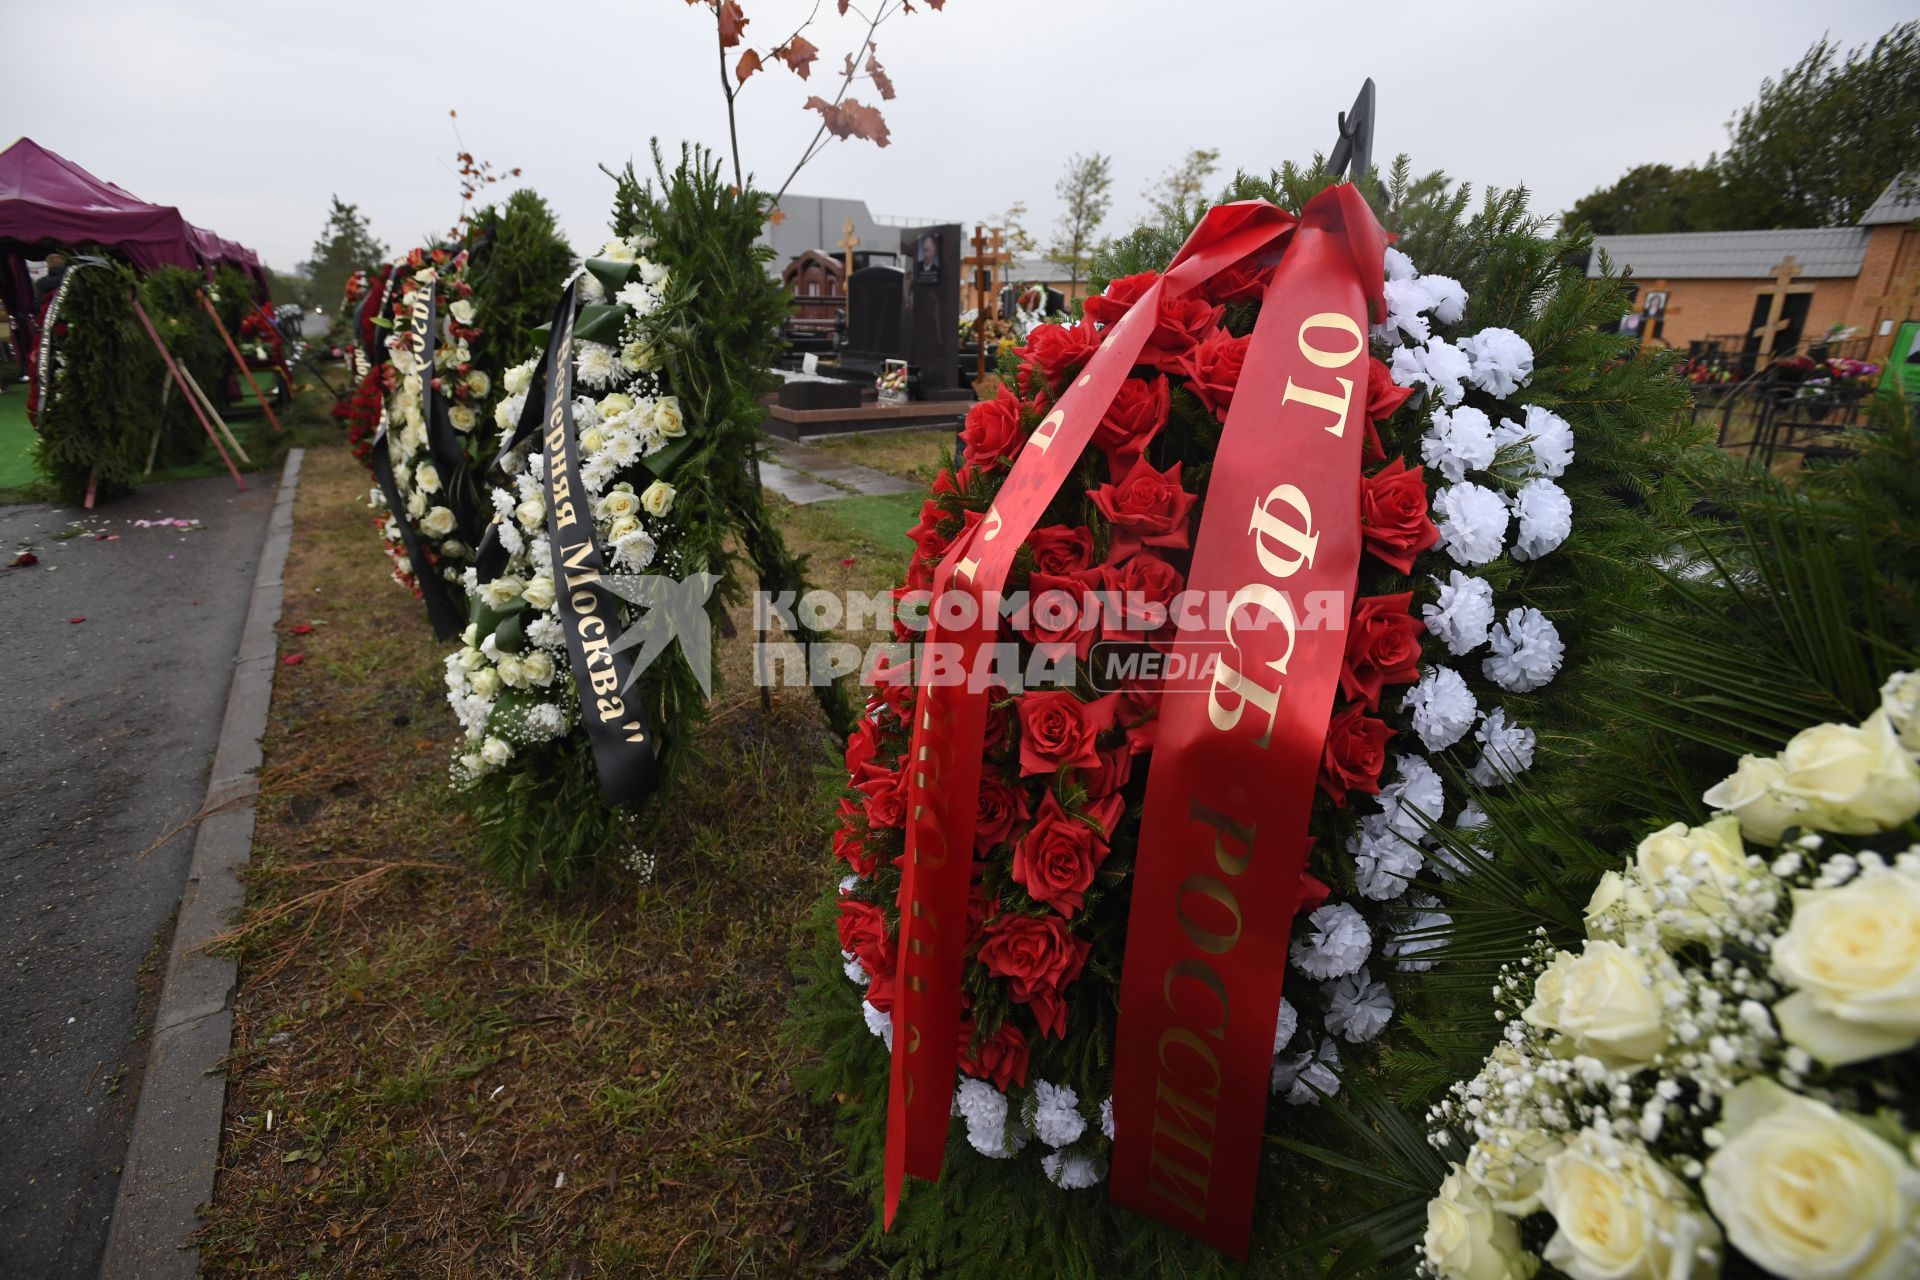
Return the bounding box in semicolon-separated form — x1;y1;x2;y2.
844;264;906;364
901;224;969;401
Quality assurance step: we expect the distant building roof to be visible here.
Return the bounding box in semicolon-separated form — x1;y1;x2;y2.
1585;227;1870;281
1009;255;1079;281
1860;173;1920;226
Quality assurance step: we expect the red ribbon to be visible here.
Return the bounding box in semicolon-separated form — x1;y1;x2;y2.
882;188;1388;1257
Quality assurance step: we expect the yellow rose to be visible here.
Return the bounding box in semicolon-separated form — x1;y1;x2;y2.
1425;1167;1536;1280
651;395;685;438
1704;1080;1920;1280
1522;940;1669;1068
1634;815;1756;938
1775;713;1920;834
1702;753;1804;846
1540;1133;1720;1280
641;480;676;518
599;392;635;418
606;516;641;543
598;490;642;521
1773;865;1920;1065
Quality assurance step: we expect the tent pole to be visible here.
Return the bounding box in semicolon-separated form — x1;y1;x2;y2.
197;289;284;433
180;364;251;465
128;294;245;491
85;465;98;510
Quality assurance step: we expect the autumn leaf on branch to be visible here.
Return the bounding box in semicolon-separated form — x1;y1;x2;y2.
803;95;891;147
774;35;819;79
717;0;748;46
736;48;763;83
866;47;895;100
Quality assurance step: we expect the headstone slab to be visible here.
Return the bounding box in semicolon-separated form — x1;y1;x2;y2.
845;264;906;360
901;224;964;398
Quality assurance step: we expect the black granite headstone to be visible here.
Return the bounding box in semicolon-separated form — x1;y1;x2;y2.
901;224;968;401
845;264;906;362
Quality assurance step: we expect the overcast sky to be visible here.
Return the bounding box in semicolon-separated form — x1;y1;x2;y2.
9;0;1912;284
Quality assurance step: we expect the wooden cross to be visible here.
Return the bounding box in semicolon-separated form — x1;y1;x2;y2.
1863;271;1920;323
961;225;1014;379
1752;256;1815;358
836;216;860;326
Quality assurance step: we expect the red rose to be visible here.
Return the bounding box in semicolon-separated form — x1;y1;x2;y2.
1206;252;1279;306
1100;553;1186;645
1360;457;1441;574
1015;689;1112;776
832;797;877;877
1016;322;1101;383
1364;356;1413;463
1089;457;1197;554
1319;702;1395;804
1026;524;1095;577
1079;743;1134;799
1181;328;1251;420
1142;295;1225;371
844;718;887;782
958;1019;1030;1090
961;383;1026;470
837;896;894;978
857;768;908;829
1090;375;1169;465
1012;793;1119;917
975;911;1090;1038
1023;570;1098;657
1340;592;1425;710
975;777;1031;851
1081;270;1159;327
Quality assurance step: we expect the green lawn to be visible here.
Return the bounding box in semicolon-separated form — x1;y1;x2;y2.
0;387;36;494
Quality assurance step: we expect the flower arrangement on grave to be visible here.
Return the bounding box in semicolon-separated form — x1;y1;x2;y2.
1422;680;1920;1280
876;361;909;401
798;158;1710;1275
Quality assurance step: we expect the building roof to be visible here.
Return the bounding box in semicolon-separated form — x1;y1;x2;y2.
1859;173;1920;226
1586;227;1870;281
1009;254;1079;281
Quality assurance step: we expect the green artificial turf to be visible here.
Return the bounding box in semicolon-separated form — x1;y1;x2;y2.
0;387;37;495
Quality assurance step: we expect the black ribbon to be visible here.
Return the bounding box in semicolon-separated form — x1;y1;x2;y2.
535;281;661;805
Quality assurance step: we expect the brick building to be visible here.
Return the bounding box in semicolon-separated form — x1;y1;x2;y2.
1587;174;1920;367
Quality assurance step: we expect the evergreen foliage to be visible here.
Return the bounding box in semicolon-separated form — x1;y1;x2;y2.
33;261;163;504
138;265;228;459
305;195;387;333
797;158;1717;1278
464;189;574;387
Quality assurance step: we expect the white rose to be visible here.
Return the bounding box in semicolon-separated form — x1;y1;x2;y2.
449;403;477;433
461;623;479;647
1540;1133;1720;1280
522;651;556;686
458;751;483;776
1634;814;1757;938
504;363;533;396
641;480;676;518
1775;712;1920;834
480;736;511;766
459;646;486;672
1702;753;1804;846
494;654;525;688
1522;940;1669;1068
599;392;635;418
621;339;657;372
449;298;476;325
651;395;685;437
1773;865;1920;1065
516;497;545;531
1466;1128;1562;1217
470;668;501;698
1424;1167;1536;1280
1704;1080;1920;1280
522;576;556;610
415;461;442;494
606;516;640;543
466;369;491;398
1584;870;1654;936
419;506;457;538
599;237;637;263
405;489;427;519
580;427;606;455
1881;670;1920;751
479;575;525;609
599;489;641;521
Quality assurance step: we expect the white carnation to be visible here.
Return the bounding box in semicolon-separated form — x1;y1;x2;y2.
1483;606;1564;693
1510;477;1572;561
1433;482;1509;566
1271;1036;1342;1105
1377;277;1433;344
1378;754;1446;844
1272;996;1299;1054
1042;1151;1108;1189
1291;902;1371;980
1421;274;1468;326
1424;571;1496;655
1384;246;1416;283
1324;967;1395;1043
1351;814;1424;900
862;999;893;1048
1099;1096;1115;1140
574;341;618;389
1494;404;1575;479
1470;708;1537;786
1460;327;1534;398
613;528;657;572
1385;901;1452;972
1031;1080;1086;1149
1402;664;1478;752
1421;405;1497;483
1390;337;1472;406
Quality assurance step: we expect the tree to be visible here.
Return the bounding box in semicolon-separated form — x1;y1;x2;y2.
1705;21;1920;228
1047;153;1113;300
995;201;1038;257
1144;146;1221;223
1563;163;1718;236
304;196;386;316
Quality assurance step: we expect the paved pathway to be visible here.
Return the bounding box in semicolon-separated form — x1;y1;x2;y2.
757;436;919;505
0;473;275;1278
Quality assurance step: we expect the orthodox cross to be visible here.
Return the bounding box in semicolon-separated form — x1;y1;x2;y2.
837;216;861;324
1323;78;1377;185
961;225;1011;379
1752;256;1815;358
1863;270;1920;331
